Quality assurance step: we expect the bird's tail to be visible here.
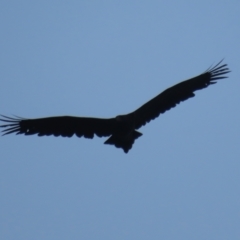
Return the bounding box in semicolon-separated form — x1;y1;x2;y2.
104;130;142;153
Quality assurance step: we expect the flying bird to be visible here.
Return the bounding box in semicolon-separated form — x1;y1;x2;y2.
0;60;230;153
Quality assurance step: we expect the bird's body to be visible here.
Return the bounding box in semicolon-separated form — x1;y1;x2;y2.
0;60;230;153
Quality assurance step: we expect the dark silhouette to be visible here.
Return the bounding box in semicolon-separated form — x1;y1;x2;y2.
0;60;230;153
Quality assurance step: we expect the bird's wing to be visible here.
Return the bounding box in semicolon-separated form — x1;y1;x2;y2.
0;115;116;138
133;60;230;129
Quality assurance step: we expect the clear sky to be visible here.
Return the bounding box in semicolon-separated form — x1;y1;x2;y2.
0;1;239;240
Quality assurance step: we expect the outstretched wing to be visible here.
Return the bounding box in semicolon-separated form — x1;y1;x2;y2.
133;60;230;129
0;115;116;138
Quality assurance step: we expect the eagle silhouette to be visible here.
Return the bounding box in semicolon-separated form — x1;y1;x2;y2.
0;61;230;153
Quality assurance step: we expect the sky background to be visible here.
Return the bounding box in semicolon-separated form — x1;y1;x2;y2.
0;1;239;240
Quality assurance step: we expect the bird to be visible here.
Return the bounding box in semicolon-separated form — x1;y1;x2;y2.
0;60;230;153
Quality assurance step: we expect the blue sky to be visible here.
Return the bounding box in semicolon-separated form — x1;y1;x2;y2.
0;1;239;239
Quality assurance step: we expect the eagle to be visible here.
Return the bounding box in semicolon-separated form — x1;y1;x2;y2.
0;60;230;153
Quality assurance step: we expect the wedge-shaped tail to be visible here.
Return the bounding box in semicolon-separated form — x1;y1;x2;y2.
104;130;142;153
